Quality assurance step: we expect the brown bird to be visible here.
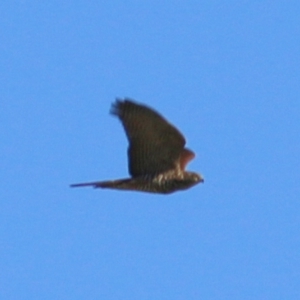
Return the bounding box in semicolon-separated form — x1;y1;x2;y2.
70;99;204;194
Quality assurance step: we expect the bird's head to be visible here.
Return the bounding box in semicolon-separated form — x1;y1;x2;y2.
191;172;204;184
168;171;204;193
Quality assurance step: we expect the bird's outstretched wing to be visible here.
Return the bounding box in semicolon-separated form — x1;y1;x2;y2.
111;99;186;177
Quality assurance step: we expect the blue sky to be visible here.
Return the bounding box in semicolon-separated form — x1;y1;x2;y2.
1;1;300;299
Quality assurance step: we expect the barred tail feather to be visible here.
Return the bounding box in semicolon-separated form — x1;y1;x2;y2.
70;178;132;189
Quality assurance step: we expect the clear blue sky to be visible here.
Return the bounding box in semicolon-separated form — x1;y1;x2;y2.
1;1;299;299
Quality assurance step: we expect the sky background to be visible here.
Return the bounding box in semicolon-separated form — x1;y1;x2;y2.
1;1;300;299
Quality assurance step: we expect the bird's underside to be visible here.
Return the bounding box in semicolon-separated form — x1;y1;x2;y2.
70;170;202;194
71;98;204;194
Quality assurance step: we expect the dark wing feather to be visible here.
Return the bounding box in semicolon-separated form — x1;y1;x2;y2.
111;99;186;177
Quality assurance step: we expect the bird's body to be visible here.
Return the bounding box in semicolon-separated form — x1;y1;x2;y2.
71;169;200;194
71;99;204;194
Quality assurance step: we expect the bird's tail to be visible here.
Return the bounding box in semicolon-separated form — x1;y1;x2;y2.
70;178;133;189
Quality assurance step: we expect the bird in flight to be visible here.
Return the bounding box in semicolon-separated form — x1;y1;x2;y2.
70;99;204;194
